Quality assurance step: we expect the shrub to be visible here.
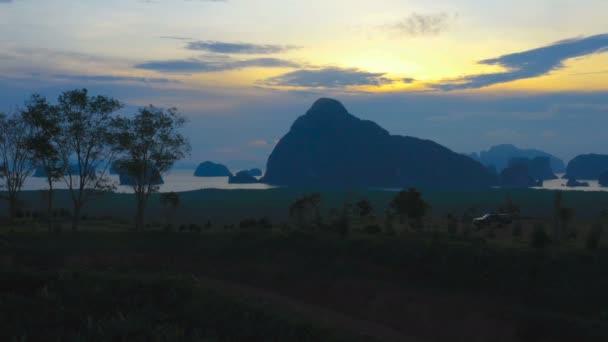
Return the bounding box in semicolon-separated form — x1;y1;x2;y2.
363;225;382;235
239;218;258;230
189;224;202;233
178;224;188;232
586;223;604;250
531;223;551;249
163;223;174;233
512;220;523;238
204;220;213;230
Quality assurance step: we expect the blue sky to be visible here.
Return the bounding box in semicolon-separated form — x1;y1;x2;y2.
1;0;607;167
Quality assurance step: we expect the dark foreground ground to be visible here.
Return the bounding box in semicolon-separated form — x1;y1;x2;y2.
2;222;608;341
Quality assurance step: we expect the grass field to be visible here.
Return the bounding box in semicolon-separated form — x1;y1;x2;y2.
2;187;608;226
1;217;608;341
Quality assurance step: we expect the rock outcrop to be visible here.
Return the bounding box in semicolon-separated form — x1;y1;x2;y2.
508;157;557;181
228;171;260;184
262;98;496;189
566;179;590;188
194;161;233;177
473;144;565;173
565;154;608;180
599;171;608;187
500;162;542;188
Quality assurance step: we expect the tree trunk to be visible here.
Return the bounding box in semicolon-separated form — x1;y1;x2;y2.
8;193;18;222
47;181;54;233
72;203;81;232
135;196;146;232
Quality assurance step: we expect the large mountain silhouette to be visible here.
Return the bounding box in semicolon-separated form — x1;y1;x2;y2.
566;154;608;180
470;144;565;173
262;98;496;189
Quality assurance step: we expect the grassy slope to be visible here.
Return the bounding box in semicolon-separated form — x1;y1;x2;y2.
2;188;608;225
2;229;608;341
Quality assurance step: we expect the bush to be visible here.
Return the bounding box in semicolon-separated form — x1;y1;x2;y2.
531;223;551;249
363;225;382;235
240;218;258;230
512;220;523;238
178;224;188;232
586;223;603;250
189;224;202;233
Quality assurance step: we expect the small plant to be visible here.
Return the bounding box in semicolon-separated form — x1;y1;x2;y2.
446;213;459;235
178;224;188;232
363;224;382;235
586;223;603;250
512;220;523;239
531;223;551;249
204;220;212;230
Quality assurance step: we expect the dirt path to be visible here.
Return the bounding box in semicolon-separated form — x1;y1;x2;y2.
192;274;421;342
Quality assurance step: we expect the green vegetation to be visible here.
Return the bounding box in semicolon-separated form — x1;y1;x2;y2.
0;271;359;342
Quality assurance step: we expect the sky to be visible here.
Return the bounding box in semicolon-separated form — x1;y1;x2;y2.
1;0;607;168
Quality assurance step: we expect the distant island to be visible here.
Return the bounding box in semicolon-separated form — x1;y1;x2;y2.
600;171;608;187
470;144;565;173
194;161;233;177
565;154;608;180
229;171;260;184
242;168;263;177
119;168;164;186
262;98;496;189
33;164;95;178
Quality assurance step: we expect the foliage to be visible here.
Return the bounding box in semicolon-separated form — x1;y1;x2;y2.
289;193;322;230
56;89;122;230
389;188;430;229
0;271;354;342
531;223;551;249
0;112;36;220
113;106;190;231
586;223;604;250
21;94;64;232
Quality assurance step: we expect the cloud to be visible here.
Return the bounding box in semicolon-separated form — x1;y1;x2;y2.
160;36;193;41
433;34;608;90
259;67;395;88
393;12;452;36
402;77;415;84
0;0;13;3
249;140;270;147
186;41;296;54
135;56;300;73
52;74;179;84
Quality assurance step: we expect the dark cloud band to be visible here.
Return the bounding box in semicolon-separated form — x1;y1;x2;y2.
433;34;608;90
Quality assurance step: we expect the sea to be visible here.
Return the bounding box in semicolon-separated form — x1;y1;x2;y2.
17;171;608;193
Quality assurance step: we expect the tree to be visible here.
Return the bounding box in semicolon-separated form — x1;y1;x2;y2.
389;188;430;230
21;94;65;232
113;106;189;231
354;199;373;223
289;193;322;230
160;191;180;228
553;191;575;241
0;112;36;220
56;89;122;231
499;195;520;216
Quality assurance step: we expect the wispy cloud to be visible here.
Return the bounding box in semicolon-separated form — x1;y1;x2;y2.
392;12;453;37
258;67;395;89
186;41;296;54
433;34;608;90
52;74;179;84
0;0;14;3
135;56;300;73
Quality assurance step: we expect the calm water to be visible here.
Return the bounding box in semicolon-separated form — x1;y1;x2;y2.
21;170;275;193
18;171;608;193
533;174;608;192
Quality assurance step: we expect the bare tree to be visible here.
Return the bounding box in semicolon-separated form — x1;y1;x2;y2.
56;89;122;231
113;106;189;231
21;94;65;232
0;112;36;220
